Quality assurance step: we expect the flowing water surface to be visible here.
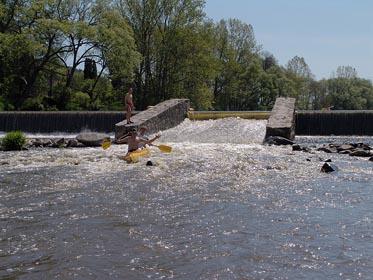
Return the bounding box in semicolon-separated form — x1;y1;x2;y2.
1;118;373;279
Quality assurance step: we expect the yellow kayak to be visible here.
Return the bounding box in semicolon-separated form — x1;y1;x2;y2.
118;148;151;163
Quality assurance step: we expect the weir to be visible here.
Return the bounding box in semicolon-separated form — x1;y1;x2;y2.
2;104;373;136
295;110;373;135
0;111;124;133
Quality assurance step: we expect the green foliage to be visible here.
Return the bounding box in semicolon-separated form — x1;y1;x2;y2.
66;92;91;110
0;0;139;111
1;131;26;151
327;76;373;110
210;19;263;110
120;0;212;109
2;0;373;112
21;97;45;111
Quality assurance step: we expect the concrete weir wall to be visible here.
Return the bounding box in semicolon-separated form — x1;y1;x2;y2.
0;111;124;133
265;97;296;140
296;110;373;135
115;99;190;138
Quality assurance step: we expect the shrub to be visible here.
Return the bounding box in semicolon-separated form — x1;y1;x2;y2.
66;91;91;110
1;131;26;151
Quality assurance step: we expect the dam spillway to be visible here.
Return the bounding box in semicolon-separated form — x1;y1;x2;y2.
2;110;373;136
0;111;124;133
295;110;373;136
190;110;373;136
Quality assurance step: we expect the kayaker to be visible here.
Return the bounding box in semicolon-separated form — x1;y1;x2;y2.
116;128;160;154
138;126;150;148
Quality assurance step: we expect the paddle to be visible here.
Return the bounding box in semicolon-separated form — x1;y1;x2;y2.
102;139;171;153
154;144;172;153
102;140;111;150
102;133;129;149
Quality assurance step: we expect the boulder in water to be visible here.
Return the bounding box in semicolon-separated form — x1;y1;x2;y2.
263;136;295;146
76;132;111;147
66;138;79;148
321;162;338;173
146;160;158;166
349;149;371;157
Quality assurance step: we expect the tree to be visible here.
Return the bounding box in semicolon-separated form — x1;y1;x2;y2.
285;55;315;109
0;0;140;110
261;51;277;72
211;18;261;110
84;59;97;80
335;65;358;79
0;1;46;109
327;75;373;110
50;0;139;108
117;0;215;110
286;56;313;79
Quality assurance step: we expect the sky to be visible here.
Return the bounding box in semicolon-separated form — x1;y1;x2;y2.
203;0;373;81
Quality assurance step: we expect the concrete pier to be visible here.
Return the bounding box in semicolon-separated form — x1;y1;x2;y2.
265;97;296;140
115;99;190;138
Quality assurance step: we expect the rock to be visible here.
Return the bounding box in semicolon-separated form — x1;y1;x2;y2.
349;149;371;157
292;144;301;151
356;143;371;150
31;139;43;147
317;147;334;153
76;132;111;147
263;136;295;146
42;139;53;147
321;162;338;173
337;144;354;152
338;150;352;155
77;142;86;148
66;139;79;148
55;138;66;146
292;144;312;152
369;157;373;161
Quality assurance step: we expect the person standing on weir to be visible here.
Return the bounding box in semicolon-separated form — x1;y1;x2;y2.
125;87;134;124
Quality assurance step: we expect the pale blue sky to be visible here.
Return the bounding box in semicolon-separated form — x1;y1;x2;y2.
204;0;373;81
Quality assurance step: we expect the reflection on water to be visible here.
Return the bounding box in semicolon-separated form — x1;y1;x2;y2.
1;118;373;279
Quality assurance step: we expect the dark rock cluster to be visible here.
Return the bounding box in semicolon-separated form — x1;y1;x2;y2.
26;138;83;148
292;142;372;160
263;135;373;173
25;132;111;149
264;135;372;160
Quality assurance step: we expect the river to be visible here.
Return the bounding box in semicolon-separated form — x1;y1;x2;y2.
1;118;373;279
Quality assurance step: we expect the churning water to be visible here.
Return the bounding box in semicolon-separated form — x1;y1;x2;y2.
1;118;373;279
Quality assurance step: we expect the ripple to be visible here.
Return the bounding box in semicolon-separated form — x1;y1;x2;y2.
2;119;373;279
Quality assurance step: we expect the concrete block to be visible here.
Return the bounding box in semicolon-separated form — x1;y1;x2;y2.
115;99;190;138
265;97;296;140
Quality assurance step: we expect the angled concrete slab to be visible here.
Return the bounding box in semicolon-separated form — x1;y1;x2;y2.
265;97;296;140
115;99;190;138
